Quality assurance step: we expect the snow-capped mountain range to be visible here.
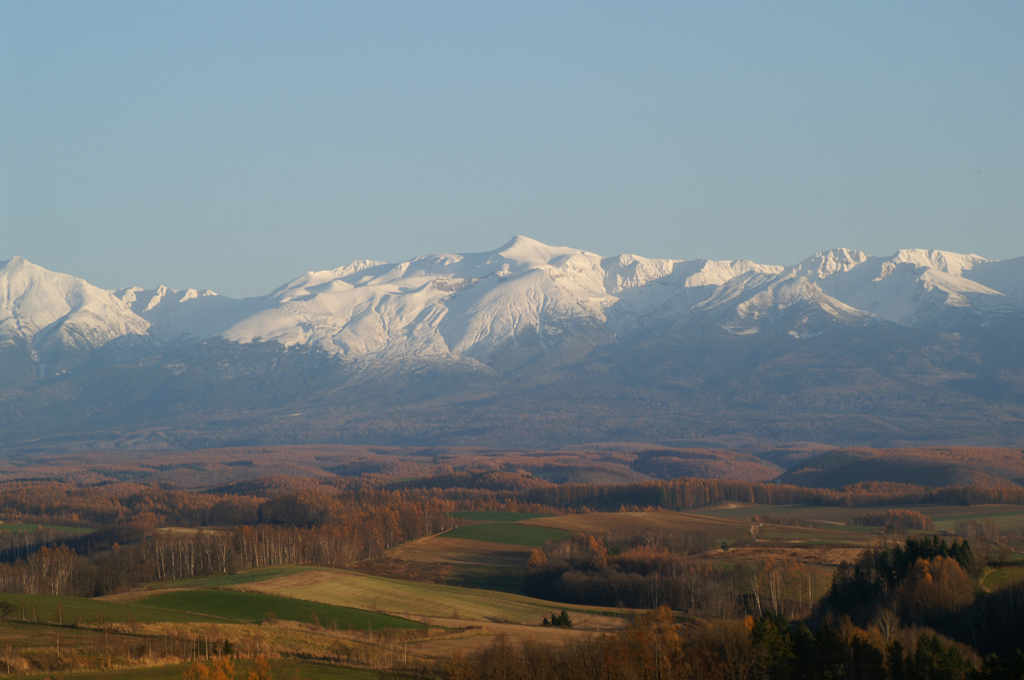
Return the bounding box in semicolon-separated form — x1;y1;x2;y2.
3;236;1023;377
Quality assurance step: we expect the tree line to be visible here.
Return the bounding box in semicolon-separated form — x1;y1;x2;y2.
0;494;458;597
437;607;1006;680
525;532;823;621
824;537;1024;658
3;474;1024;537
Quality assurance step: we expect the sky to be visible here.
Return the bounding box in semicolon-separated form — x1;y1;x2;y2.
2;2;1022;298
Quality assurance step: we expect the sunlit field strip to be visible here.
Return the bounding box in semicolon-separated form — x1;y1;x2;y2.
134;589;423;630
240;569;618;625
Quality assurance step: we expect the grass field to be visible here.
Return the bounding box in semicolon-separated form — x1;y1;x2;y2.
441;523;568;547
522;511;837;545
145;566;325;590
134;589;423;630
524;511;753;540
982;566;1024;591
926;506;1024;532
386;533;537;595
452;511;554;522
0;593;225;625
21;665;194;680
694;503;1024;533
19;659;379;680
444;563;527;594
0;523;94;534
239;568;618;625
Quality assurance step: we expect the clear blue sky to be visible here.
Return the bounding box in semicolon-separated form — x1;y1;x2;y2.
2;1;1022;298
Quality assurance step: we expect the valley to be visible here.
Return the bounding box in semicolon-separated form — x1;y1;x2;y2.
2;446;1024;678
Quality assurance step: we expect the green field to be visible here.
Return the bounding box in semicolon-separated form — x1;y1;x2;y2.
0;523;94;534
927;507;1024;532
982;566;1024;591
442;522;568;547
445;563;527;594
135;589;424;630
452;511;554;522
0;593;224;625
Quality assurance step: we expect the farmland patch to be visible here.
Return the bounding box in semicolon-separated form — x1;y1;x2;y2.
452;511;554;522
239;569;621;626
0;593;223;625
982;566;1024;591
441;523;568;547
134;589;422;630
144;566;324;591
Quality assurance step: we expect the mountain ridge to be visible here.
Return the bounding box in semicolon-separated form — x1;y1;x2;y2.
4;238;1022;374
2;239;1022;454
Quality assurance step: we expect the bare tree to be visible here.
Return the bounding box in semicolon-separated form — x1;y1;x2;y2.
873;608;901;644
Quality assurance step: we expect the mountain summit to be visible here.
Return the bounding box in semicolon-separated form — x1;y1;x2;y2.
2;239;1022;452
3;240;1022;372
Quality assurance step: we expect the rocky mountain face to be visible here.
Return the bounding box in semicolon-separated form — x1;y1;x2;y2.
2;237;1023;453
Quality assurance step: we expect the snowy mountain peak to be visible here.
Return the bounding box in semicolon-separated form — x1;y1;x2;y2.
269;260;388;301
683;259;785;288
890;249;988;277
792;249;869;279
493;235;594;269
0;256;149;373
3;240;1022;379
961;256;1024;306
337;259;388;278
1;254;44;279
1;255;28;270
1;257;147;337
117;285;218;315
600;254;678;293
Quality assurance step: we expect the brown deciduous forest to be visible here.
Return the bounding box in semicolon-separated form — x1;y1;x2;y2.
1;455;1023;679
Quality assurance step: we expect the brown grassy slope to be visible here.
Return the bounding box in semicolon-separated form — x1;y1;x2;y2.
776;447;1024;489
